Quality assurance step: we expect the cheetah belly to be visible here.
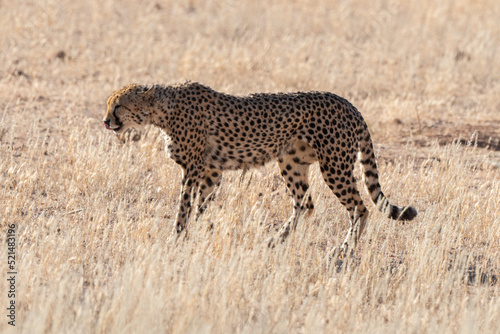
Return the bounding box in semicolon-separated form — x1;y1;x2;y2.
204;135;296;171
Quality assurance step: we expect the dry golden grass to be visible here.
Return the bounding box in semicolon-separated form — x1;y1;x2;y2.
1;0;499;333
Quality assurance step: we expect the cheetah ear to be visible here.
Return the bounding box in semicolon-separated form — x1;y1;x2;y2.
142;85;156;98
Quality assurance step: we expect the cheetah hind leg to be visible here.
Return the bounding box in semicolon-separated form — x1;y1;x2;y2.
328;207;369;260
318;160;369;258
268;153;314;248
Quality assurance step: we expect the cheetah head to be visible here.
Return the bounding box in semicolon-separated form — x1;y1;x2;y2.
103;84;155;134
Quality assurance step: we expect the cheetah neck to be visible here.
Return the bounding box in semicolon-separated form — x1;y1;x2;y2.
147;86;176;132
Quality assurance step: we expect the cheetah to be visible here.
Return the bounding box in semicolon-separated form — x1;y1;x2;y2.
103;82;417;253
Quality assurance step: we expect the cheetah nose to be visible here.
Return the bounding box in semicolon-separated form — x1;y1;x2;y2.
103;119;112;130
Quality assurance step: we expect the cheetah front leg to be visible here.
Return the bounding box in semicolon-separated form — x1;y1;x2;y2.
195;169;222;230
197;169;222;217
173;163;205;236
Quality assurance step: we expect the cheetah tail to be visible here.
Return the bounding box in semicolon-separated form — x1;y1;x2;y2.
358;126;417;221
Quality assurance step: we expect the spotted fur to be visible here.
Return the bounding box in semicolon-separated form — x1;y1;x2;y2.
103;82;417;252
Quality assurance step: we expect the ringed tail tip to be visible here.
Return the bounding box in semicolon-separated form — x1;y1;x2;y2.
397;206;417;221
